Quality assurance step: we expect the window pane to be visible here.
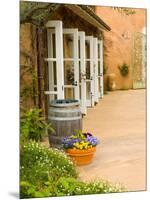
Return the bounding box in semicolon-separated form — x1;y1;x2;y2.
98;43;100;59
98;77;101;93
79;61;81;83
85;41;90;59
86;61;90;79
48;61;57;91
86;81;91;100
47;28;56;58
52;33;56;58
78;40;81;59
63;34;74;58
64;88;75;99
98;60;100;76
79;84;81;99
64;61;74;85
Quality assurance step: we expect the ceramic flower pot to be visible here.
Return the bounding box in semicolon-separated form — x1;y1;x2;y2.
65;147;96;166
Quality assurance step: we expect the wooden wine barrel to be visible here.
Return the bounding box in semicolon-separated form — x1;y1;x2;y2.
48;99;82;147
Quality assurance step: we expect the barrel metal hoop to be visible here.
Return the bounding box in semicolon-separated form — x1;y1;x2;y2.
50;102;80;107
48;116;81;121
49;108;81;113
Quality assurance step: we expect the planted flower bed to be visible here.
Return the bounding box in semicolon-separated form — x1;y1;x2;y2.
62;130;99;165
20;141;125;198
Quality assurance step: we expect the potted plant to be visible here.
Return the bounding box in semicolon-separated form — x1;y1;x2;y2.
118;63;129;77
61;130;99;166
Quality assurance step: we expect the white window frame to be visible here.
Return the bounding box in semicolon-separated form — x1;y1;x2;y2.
78;31;87;114
45;21;104;112
98;40;104;98
85;36;95;107
63;28;79;100
45;20;64;99
93;37;99;103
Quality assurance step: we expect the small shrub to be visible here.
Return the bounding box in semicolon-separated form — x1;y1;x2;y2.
118;63;129;77
20;108;54;144
20;142;77;187
55;178;125;196
55;177;85;196
20;181;36;198
84;180;125;194
20;142;125;198
20;181;53;198
20;176;125;198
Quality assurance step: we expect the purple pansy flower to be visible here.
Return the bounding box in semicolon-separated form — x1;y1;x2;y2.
61;131;99;149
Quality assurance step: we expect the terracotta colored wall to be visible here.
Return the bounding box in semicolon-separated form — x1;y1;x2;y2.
95;7;146;89
20;23;38;110
20;23;49;115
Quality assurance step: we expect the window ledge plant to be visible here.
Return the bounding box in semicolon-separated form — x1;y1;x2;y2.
62;130;99;165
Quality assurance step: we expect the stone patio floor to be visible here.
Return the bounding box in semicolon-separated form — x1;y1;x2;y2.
77;89;146;192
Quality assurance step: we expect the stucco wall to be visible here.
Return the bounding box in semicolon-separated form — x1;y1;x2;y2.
20;23;38;110
95;7;146;89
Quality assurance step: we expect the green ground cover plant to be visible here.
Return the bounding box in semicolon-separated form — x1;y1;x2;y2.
20;142;125;198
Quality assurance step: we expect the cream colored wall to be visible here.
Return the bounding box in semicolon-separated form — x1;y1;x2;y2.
96;7;146;89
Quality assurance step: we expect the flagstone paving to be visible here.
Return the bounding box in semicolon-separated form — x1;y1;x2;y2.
77;89;146;191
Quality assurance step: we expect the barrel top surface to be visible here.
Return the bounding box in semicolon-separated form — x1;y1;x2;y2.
50;99;80;107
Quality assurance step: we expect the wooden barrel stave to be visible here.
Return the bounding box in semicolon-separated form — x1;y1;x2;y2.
48;100;82;147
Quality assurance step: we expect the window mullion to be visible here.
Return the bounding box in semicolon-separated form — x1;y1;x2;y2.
93;37;99;103
74;29;79;100
90;36;95;107
79;31;87;114
100;40;104;98
55;22;64;99
47;29;54;92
